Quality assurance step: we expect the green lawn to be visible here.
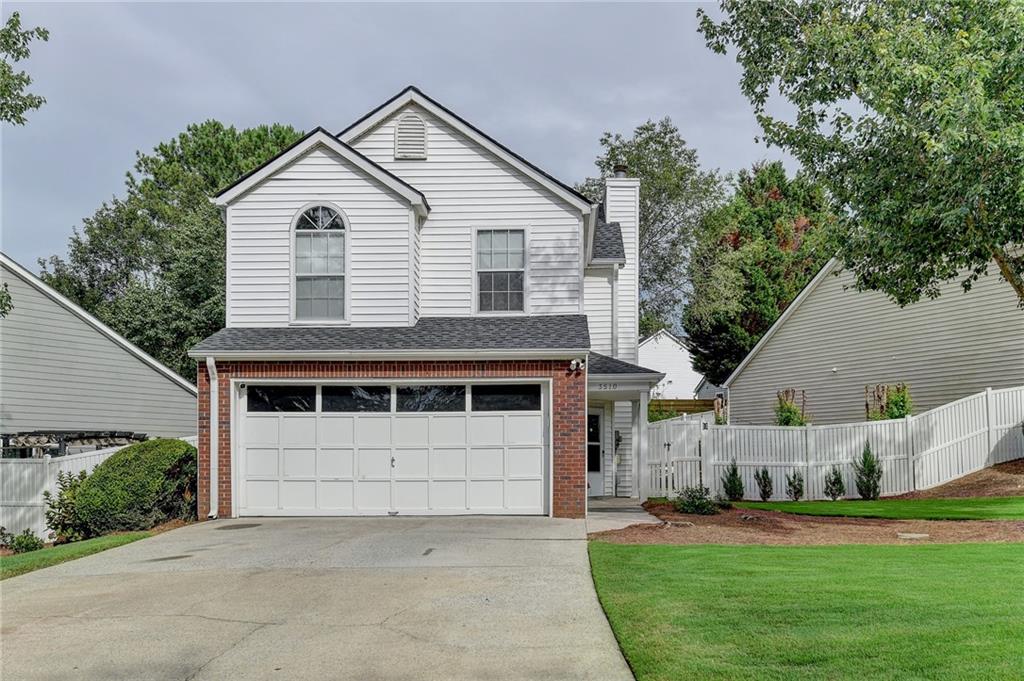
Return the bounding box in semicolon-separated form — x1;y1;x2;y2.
733;496;1024;520
590;542;1024;681
0;533;151;580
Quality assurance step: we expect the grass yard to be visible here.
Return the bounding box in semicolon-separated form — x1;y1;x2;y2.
590;542;1024;681
0;533;151;580
733;496;1024;520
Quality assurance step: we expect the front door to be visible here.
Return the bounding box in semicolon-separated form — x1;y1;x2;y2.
587;409;603;497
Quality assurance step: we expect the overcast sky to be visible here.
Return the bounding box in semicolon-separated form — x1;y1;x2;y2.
2;2;793;269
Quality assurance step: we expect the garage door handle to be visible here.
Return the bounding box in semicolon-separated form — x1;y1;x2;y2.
391;456;396;468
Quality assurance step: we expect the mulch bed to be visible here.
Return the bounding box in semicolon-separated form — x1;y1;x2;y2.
589;501;1024;546
895;458;1024;499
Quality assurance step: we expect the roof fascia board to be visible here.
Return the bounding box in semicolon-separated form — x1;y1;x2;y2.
339;88;592;214
1;253;198;396
213;129;429;216
188;348;590;361
723;258;840;387
589;372;666;385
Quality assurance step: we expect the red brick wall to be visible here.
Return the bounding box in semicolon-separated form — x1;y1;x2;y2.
197;359;587;519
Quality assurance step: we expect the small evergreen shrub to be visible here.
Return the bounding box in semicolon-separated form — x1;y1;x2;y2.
754;467;773;501
674;486;718;515
0;526;14;549
824;466;846;500
44;470;89;544
853;441;883;500
721;459;745;501
785;470;805;501
11;529;44;553
76;439;197;536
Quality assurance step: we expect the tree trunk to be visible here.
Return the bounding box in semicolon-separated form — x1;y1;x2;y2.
991;247;1024;307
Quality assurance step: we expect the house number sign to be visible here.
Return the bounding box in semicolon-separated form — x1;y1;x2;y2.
593;382;619;391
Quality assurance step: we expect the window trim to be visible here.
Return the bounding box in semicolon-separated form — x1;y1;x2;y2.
472;225;530;316
289;201;352;326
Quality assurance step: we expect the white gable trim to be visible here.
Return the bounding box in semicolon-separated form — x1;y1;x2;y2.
639;328;686;349
0;252;198;396
213;128;429;217
723;258;840;388
339;87;594;215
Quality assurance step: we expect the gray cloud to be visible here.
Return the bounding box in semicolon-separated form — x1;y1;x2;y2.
2;2;794;268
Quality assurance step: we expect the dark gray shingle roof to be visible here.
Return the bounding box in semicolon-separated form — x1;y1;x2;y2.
592;218;625;261
588;352;662;376
190;315;590;355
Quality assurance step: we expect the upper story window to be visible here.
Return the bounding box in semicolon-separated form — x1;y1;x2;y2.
477;229;525;313
294;205;346;322
395;112;427;160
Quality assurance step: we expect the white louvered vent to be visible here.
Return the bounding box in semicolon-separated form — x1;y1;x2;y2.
394;112;427;160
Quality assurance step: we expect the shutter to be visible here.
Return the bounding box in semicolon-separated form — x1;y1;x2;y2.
394;113;427;159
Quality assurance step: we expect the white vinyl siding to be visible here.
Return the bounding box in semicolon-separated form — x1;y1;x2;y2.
227;146;414;327
728;266;1024;424
0;264;196;436
605;179;640;362
584;267;614;354
639;332;702;399
351;105;583;316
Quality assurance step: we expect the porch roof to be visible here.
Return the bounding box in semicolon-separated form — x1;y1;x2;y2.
588;352;662;378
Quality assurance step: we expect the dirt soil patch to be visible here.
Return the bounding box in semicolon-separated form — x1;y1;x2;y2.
589;501;1024;546
896;458;1024;499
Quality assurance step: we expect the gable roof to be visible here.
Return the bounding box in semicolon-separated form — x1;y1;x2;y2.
591;218;625;263
0;252;197;395
639;328;687;350
212;127;430;215
588;352;665;382
189;315;590;359
723;258;840;388
338;86;594;214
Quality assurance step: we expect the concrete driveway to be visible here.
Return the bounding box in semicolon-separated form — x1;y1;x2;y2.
1;517;633;680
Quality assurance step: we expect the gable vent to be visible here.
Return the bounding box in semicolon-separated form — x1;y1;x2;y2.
394;112;427;160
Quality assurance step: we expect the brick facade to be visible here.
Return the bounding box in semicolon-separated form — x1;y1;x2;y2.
197;359;587;519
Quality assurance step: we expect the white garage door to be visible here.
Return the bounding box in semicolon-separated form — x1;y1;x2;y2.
236;383;548;516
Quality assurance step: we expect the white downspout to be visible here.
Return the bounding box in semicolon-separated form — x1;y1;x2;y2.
205;356;219;519
610;265;619;358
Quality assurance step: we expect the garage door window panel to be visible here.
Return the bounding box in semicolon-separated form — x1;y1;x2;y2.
247;386;316;412
397;385;466;412
322;385;392;412
471;384;541;411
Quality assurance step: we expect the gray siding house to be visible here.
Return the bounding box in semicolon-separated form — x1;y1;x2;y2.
725;259;1024;425
0;253;197;440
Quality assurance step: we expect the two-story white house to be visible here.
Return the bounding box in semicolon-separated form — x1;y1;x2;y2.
189;87;662;519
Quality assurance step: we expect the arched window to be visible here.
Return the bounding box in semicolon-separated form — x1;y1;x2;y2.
394;112;427;159
294;205;346;321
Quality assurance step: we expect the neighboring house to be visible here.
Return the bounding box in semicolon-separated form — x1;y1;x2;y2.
0;253;197;446
724;258;1024;424
638;329;705;399
694;376;723;400
189;86;663;520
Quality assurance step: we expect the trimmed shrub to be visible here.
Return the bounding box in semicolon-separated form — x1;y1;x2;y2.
721;459;745;501
775;388;808;426
785;471;805;501
76;439;197;536
43;470;89;544
754;467;773;501
674;486;718;515
11;529;44;553
824;466;846;501
853;441;883;500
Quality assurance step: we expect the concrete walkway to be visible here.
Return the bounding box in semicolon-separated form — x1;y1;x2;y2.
586;496;662;533
1;517;633;681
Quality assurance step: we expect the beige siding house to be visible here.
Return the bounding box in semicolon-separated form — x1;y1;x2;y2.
0;253;197;438
725;260;1024;425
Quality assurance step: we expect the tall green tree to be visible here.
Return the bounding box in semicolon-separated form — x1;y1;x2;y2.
578;118;722;332
683;162;833;385
41;121;303;380
0;11;49;125
698;0;1024;307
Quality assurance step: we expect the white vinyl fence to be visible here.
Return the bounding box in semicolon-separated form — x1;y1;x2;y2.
0;437;197;538
643;386;1024;501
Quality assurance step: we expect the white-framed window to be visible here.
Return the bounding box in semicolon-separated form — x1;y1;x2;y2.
293;205;346;322
476;228;525;313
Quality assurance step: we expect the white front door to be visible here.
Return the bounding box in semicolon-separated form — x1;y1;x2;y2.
587;409;603;497
236;383;548;516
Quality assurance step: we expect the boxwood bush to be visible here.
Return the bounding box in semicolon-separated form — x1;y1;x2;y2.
76;439;197;536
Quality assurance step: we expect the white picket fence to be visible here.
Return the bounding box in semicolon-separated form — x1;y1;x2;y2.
643;386;1024;501
0;437;197;537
